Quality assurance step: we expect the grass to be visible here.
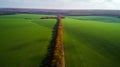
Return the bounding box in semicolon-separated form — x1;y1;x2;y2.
0;14;56;67
63;17;120;67
68;16;120;23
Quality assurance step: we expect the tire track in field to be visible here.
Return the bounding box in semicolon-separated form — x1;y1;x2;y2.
40;15;65;67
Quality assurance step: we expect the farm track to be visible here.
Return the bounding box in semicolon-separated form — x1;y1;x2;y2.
40;16;65;67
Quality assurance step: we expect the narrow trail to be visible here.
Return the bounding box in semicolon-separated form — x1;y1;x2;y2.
40;15;65;67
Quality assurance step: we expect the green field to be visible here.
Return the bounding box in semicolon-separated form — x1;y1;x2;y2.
0;14;56;67
63;16;120;67
68;16;120;23
0;14;120;67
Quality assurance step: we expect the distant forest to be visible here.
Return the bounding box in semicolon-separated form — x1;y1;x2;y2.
0;8;120;17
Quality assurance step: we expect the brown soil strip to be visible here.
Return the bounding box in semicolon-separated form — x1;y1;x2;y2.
40;15;65;67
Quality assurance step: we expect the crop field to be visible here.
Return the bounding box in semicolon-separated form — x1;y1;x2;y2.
68;16;120;23
63;16;120;67
0;14;56;67
0;14;120;67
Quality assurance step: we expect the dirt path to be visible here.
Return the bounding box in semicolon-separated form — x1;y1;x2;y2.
51;16;65;67
40;15;65;67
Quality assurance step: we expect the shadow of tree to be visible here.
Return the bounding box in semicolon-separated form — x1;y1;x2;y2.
40;19;59;67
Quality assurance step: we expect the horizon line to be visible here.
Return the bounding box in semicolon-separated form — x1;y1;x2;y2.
0;7;120;11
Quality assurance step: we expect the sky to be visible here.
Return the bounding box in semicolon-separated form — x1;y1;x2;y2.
0;0;120;10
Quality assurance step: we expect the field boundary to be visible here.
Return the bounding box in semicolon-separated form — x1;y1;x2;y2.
51;16;65;67
40;15;65;67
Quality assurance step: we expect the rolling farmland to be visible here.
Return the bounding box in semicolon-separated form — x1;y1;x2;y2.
0;14;56;67
0;14;120;67
63;16;120;67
